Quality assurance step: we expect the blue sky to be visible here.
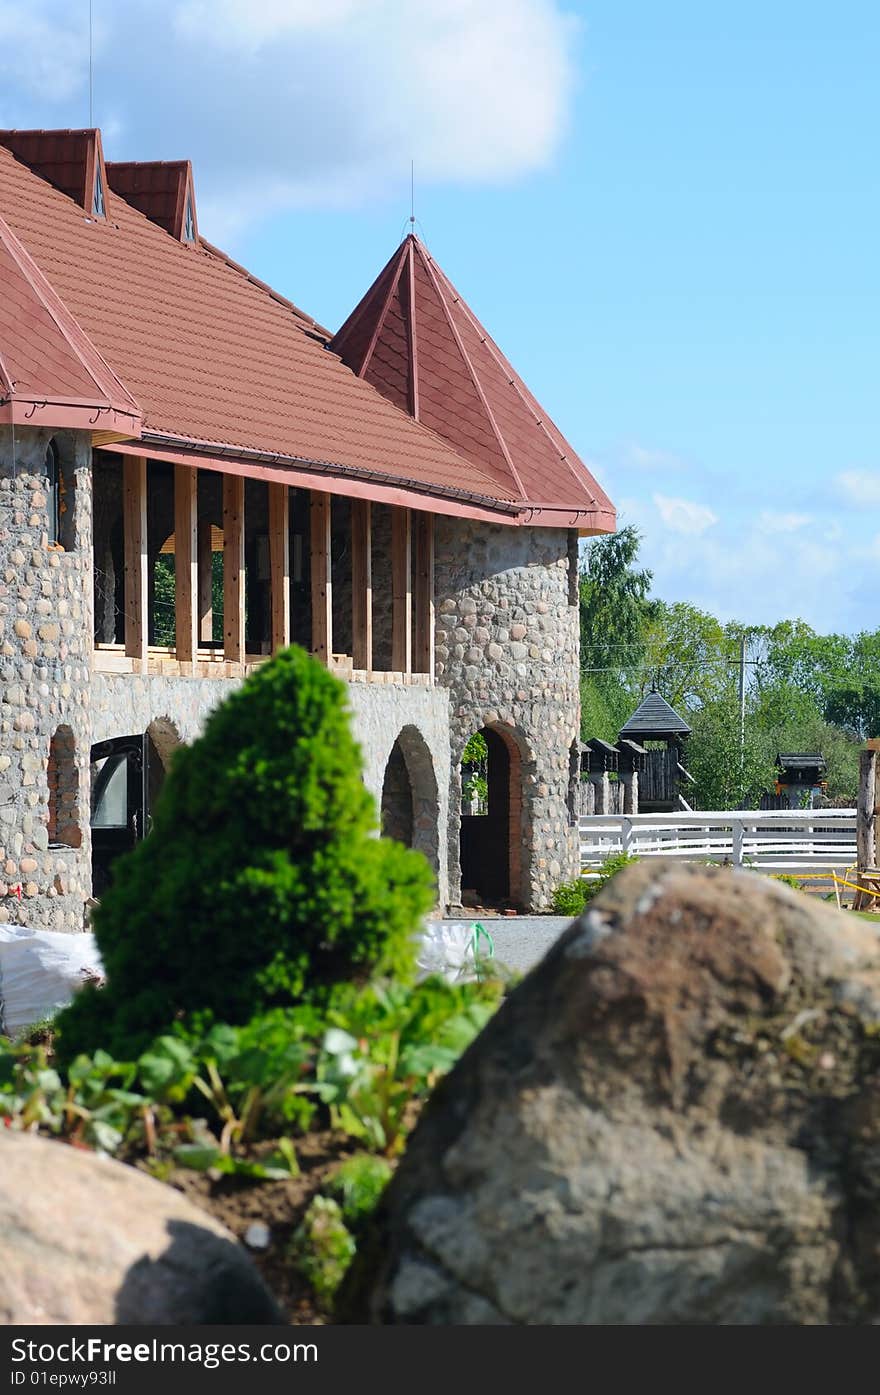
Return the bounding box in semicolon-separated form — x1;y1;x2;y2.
2;1;878;633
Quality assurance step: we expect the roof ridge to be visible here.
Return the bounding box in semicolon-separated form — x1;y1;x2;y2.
359;241;408;380
424;243;600;508
0;211;140;414
413;238;528;504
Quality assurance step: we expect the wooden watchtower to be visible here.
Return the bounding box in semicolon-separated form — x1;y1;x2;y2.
618;689;693;812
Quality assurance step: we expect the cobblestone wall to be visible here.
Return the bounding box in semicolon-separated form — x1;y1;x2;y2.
435;518;581;911
0;426;93;930
94;670;450;906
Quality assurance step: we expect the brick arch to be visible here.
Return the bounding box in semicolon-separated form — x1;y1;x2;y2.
380;724;440;879
458;721;530;908
47;724;82;848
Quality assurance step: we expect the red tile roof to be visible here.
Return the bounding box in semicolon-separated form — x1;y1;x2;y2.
0;129;614;531
0;212;141;435
331;235;615;529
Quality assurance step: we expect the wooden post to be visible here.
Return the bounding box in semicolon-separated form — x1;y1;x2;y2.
197;518;214;645
310;491;332;664
222;474;245;663
173;465;198;664
413;511;434;677
732;817;745;867
351;499;372;672
856;747;877;908
589;771;609;815
621;770;639;815
268;482;290;653
123;455;148;664
391;506;412;675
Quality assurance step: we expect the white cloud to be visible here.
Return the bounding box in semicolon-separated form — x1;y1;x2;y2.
836;469;880;505
653;494;718;535
0;0;578;236
625;443;687;471
756;510;811;534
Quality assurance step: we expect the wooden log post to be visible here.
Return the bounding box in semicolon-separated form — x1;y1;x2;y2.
222;474;245;663
351;499;372;672
620;770;639;815
391;506;412;675
589;771;610;815
123;455;148;665
197;518;214;645
856;746;877;909
413;511;434;677
174;465;198;665
310;491;332;665
268;482;290;653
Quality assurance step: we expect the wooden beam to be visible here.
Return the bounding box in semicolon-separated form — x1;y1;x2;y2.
310;491;332;663
351;499;372;672
413;511;434;677
197;518;213;644
391;507;412;675
222;474;245;662
123;455;148;663
268;482;290;652
173;465;198;663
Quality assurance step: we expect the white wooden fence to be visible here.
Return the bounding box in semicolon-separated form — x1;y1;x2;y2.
579;809;857;874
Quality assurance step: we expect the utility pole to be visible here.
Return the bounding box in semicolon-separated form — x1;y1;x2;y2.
738;635;747;752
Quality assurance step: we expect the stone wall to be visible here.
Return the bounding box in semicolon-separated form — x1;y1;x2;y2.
435;518;580;911
0;426;93;930
94;670;451;907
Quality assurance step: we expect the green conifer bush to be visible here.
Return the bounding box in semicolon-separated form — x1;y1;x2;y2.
58;647;435;1062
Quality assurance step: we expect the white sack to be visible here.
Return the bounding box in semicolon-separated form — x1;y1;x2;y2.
0;925;104;1038
417;920;494;984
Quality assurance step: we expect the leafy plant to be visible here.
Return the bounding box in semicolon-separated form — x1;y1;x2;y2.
307;976;502;1155
552;852;640;916
289;1196;356;1308
327;1154;392;1225
57;646;436;1063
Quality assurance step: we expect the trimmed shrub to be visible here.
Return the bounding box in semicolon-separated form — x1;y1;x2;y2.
57;646;435;1063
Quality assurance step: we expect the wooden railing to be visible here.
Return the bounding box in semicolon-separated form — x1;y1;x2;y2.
579;809;857;873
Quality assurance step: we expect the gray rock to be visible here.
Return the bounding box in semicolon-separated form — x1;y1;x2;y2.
344;862;880;1324
0;1132;283;1324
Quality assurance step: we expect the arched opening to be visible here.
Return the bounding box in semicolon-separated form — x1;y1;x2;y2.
380;726;440;878
459;724;524;908
45;439;60;546
47;725;81;848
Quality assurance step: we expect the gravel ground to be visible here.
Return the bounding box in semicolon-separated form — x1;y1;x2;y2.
436;915;573;976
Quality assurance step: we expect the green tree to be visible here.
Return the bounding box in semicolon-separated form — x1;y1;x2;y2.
686;697;777;810
579;525;654;739
57;646;435;1063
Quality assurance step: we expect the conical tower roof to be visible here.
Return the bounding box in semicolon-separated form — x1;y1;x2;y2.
619;690;691;740
330;234;615;531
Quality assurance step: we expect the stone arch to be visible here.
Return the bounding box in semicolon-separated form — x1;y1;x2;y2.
458;721;530;909
47;724;82;848
380;725;440;878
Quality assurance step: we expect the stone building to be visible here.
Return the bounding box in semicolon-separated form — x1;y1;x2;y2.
0;128;614;927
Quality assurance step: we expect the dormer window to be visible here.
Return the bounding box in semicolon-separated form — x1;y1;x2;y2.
45;439;60;545
92;168;105;218
183;194;195;243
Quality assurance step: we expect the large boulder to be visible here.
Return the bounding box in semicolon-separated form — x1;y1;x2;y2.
344;862;880;1324
0;1132;283;1324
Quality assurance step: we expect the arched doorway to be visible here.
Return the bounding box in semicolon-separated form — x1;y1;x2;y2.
380;726;440;878
459;725;524;908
